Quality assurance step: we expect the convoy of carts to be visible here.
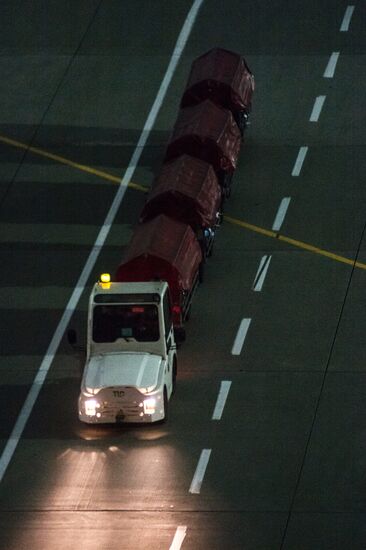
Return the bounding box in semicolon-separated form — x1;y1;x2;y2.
116;47;255;340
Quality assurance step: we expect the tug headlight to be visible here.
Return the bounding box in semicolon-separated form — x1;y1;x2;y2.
143;398;156;415
85;399;99;416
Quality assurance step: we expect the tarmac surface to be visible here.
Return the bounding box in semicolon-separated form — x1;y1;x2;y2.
0;1;365;549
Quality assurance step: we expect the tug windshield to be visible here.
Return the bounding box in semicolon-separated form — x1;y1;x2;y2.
92;304;159;343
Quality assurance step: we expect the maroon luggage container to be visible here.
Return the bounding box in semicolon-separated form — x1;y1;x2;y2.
115;214;202;339
180;47;254;135
140;155;222;256
164;100;241;198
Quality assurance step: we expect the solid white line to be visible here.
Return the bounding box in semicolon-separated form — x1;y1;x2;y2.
291;146;308;176
231;318;251;355
189;449;211;494
0;0;205;484
323;52;340;78
212;381;232;420
309;95;326;122
169;526;187;550
272;197;291;231
253;255;272;292
340;5;355;31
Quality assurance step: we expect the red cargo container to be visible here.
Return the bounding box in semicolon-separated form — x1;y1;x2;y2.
115;215;202;338
164;100;241;198
140;155;222;256
180;47;254;135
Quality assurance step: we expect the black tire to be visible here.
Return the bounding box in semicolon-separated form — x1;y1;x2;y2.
162;388;168;422
238;119;245;138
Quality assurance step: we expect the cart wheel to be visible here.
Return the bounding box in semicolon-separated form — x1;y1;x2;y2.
238;119;245;138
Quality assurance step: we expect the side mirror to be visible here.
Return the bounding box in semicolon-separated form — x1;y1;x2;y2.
67;329;77;346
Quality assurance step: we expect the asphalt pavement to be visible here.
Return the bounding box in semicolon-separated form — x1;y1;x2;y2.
0;1;365;549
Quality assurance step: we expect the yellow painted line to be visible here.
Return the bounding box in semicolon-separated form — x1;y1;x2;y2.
226;215;366;271
2;132;365;271
277;234;362;268
0;134;148;192
224;215;278;239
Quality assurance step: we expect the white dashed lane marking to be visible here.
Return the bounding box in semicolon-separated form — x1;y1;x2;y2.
324;52;340;78
292;146;308;176
169;526;187;550
309;95;326;122
253;255;272;292
272;197;291;232
212;381;232;420
189;449;212;494
231;318;252;355
340;5;355;31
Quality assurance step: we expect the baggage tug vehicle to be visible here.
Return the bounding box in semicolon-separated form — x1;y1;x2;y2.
78;276;178;424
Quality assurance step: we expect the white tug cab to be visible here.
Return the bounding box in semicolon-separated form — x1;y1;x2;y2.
78;275;177;424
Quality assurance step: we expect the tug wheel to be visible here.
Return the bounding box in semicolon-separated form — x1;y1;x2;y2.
162;388;168;422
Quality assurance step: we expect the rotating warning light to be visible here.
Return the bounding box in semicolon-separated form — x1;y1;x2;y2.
100;273;111;283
